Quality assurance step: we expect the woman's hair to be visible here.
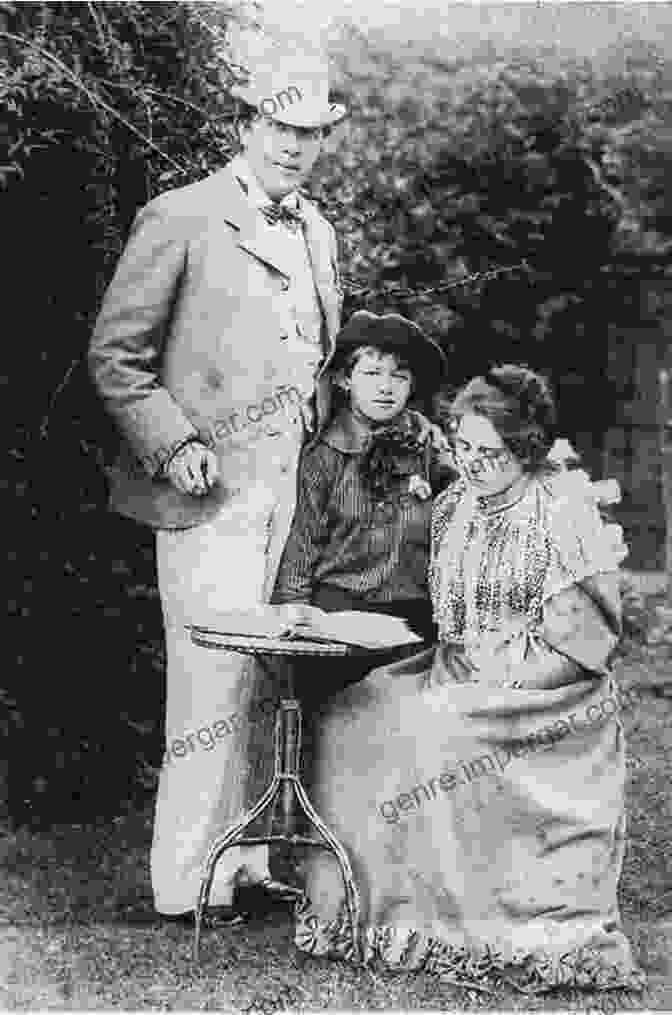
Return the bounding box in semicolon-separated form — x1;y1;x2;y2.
449;364;558;473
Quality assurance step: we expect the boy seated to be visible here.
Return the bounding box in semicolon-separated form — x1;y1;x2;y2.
272;309;450;698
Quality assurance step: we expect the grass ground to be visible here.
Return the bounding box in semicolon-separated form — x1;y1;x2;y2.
1;591;671;1011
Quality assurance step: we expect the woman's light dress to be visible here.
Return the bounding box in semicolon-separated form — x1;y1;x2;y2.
294;471;643;993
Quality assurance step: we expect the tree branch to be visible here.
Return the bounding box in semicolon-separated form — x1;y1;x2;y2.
583;154;629;213
0;30;188;174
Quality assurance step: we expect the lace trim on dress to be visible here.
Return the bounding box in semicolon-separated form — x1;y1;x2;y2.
429;480;550;647
294;900;646;995
428;473;628;650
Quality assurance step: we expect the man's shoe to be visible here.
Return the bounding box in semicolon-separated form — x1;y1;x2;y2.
202;906;246;929
235;876;304;918
162;906;245;929
248;876;305;902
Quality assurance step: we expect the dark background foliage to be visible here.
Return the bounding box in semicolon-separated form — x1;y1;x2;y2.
2;2;670;826
2;1;241;825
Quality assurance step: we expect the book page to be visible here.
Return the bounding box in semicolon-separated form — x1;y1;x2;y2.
193;605;423;649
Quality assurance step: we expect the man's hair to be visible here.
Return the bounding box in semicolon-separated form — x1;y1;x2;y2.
449;364;558;473
217;99;257;152
233;99;260;131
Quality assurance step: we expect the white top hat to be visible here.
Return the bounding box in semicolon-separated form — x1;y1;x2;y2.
226;25;347;128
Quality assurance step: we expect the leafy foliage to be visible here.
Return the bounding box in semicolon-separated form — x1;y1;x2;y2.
312;42;671;396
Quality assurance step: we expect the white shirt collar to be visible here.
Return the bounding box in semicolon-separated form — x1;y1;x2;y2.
232;155;301;214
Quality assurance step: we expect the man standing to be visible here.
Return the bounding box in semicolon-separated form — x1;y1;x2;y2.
89;39;346;921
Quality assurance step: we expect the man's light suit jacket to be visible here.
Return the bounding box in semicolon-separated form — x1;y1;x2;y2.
89;163;342;597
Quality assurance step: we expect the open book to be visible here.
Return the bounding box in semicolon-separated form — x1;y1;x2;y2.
192;604;423;651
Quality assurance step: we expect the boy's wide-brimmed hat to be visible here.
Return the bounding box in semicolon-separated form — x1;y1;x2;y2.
228;26;347;129
331;311;448;395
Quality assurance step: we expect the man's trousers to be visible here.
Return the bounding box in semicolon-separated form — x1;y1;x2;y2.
150;478;290;915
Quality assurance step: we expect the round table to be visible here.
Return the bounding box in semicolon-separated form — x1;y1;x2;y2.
188;625;386;963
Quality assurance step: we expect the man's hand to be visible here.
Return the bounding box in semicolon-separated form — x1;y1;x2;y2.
409;410;450;452
166;442;219;496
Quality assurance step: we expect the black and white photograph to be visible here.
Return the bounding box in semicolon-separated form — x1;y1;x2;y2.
3;0;672;1008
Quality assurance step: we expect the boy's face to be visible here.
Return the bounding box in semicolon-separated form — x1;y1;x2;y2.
239;115;324;200
341;348;413;425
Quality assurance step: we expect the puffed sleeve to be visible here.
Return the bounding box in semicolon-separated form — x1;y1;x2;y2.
466;474;628;689
492;474;627;685
541;470;629;603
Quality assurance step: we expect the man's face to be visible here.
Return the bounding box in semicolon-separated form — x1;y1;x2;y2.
239;115;324;200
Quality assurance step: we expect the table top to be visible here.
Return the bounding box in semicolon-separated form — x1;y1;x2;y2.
188;626;380;657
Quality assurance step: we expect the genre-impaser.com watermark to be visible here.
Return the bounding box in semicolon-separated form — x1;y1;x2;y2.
378;682;644;824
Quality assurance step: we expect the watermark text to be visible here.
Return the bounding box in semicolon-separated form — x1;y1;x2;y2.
378;682;644;824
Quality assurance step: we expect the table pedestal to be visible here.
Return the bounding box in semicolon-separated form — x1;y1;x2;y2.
188;630;362;964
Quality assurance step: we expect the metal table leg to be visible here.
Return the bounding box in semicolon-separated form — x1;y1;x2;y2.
193;695;361;963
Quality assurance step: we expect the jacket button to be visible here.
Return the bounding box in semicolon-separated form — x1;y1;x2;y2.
279;332;288;341
280;278;290;292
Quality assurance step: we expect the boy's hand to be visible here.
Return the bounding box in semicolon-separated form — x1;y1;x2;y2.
166;442;219;496
280;603;320;627
408;410;450;452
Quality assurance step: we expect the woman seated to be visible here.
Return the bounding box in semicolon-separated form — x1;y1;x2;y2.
273;309;450;697
294;364;643;993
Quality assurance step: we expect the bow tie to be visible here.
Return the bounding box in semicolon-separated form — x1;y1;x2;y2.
260;202;304;231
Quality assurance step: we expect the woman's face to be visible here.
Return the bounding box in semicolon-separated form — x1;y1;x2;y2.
453;413;525;496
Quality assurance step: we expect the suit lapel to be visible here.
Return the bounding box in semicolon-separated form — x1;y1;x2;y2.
300;201;341;429
301;202;340;358
216;168;294;279
236;215;296;280
215;167;340;355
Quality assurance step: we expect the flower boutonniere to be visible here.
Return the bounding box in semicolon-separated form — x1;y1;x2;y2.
408;474;433;501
